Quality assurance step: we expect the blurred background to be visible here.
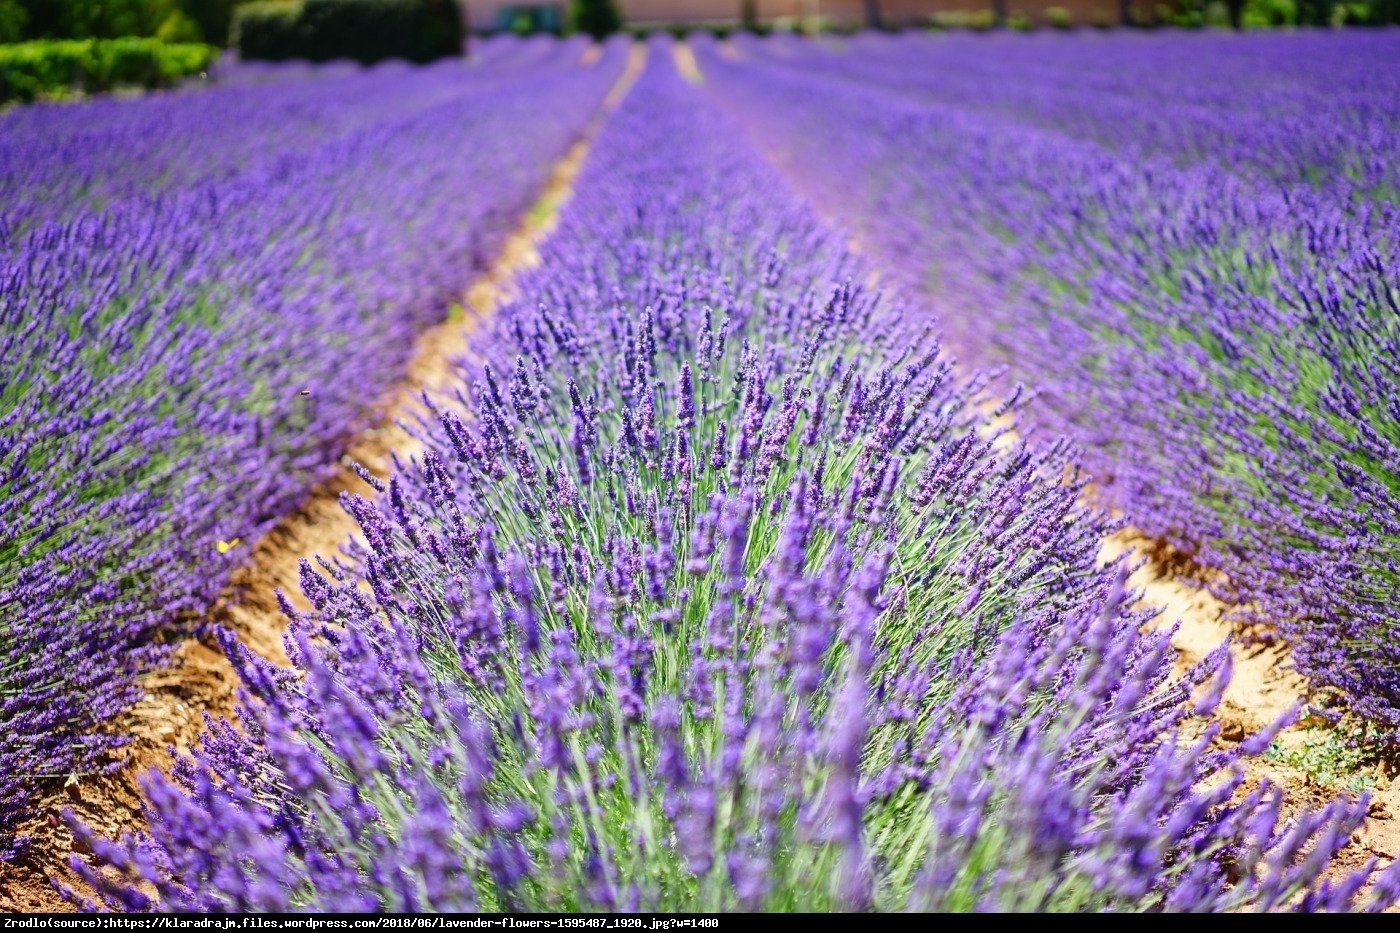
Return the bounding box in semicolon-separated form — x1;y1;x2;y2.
0;0;1396;108
3;0;1395;49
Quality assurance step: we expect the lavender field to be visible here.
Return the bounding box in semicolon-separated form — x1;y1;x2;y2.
3;28;1400;914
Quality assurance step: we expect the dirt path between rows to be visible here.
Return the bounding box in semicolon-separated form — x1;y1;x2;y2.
677;36;1400;900
0;43;646;913
1101;533;1400;881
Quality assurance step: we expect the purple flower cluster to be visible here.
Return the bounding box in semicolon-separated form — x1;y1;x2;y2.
697;31;1400;734
0;37;628;856
71;44;1399;912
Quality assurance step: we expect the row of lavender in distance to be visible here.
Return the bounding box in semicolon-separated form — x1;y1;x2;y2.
0;37;628;858
697;31;1400;736
767;30;1400;198
71;46;1399;912
1;35;599;225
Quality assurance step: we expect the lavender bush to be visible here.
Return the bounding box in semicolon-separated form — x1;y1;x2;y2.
697;31;1400;736
70;47;1400;912
0;36;628;858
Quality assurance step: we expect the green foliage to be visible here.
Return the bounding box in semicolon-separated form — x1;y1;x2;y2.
1336;1;1370;21
1265;722;1379;792
626;21;740;40
232;1;301;59
1009;11;1036;29
1346;0;1400;22
18;0;175;40
234;0;464;64
1242;0;1296;25
0;0;26;43
1202;0;1233;24
0;37;216;103
181;0;239;44
157;9;206;40
1289;0;1334;21
930;9;999;29
1;0;270;45
567;0;620;39
1045;5;1074;27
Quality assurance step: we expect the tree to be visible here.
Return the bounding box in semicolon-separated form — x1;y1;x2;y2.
1293;0;1334;23
0;0;27;42
991;0;1008;26
741;0;757;30
180;0;235;45
568;0;621;38
863;0;882;28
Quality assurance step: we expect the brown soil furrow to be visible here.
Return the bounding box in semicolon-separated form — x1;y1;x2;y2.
673;42;703;84
0;42;646;913
1102;531;1400;885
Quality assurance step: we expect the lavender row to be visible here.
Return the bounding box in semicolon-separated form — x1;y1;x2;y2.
762;31;1400;198
697;32;1400;735
0;39;628;857
69;45;1398;912
1;35;597;227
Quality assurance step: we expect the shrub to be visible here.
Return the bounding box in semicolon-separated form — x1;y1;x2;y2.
931;9;1000;29
567;0;621;39
0;0;26;43
156;10;205;41
1009;11;1036;28
234;0;464;64
1045;5;1074;26
0;37;216;103
232;1;301;60
181;0;239;45
16;0;181;41
1242;0;1297;25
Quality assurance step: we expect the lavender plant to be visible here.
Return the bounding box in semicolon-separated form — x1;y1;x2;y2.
697;31;1400;738
0;36;628;858
70;48;1400;913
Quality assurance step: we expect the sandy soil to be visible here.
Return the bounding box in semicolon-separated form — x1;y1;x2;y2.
673;43;704;83
0;43;646;913
1102;531;1400;886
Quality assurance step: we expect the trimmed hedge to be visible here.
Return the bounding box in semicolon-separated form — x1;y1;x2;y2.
234;0;464;64
567;0;620;38
232;1;300;59
0;37;217;103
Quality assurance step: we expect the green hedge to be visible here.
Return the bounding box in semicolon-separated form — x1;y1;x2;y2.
232;1;301;59
0;37;217;103
567;0;620;38
234;0;463;64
